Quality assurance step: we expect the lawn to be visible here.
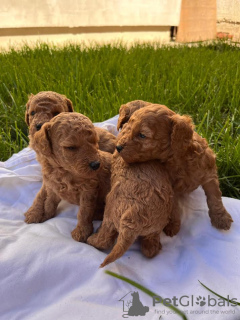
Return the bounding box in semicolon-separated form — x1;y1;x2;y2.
0;41;239;198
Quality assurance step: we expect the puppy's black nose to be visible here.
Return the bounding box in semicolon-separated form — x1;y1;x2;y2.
36;123;42;131
89;161;100;170
116;145;123;153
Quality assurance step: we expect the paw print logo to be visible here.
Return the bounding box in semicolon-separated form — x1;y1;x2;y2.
196;296;206;307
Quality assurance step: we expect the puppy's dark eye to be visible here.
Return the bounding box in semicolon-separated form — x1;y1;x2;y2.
30;111;35;116
64;146;77;151
139;133;146;139
53;112;60;117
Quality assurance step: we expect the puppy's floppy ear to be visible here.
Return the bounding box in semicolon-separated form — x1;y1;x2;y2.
117;104;130;130
33;122;52;156
25;93;34;126
171;114;194;152
66;98;74;112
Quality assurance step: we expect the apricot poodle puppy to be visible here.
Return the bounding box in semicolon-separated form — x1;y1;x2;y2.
24;112;112;242
117;100;152;130
87;151;173;267
25;91;116;153
115;104;233;232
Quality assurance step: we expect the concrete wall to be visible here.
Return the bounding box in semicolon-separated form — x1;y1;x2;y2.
176;0;240;42
1;0;240;43
177;0;216;42
217;0;240;40
217;0;240;21
1;0;182;28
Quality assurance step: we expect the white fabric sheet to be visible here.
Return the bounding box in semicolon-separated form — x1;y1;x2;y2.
0;115;240;320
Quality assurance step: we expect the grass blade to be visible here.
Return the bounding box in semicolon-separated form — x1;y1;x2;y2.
198;280;239;306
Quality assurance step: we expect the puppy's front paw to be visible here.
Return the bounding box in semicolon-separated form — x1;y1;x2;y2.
24;210;43;224
71;226;92;242
210;210;233;230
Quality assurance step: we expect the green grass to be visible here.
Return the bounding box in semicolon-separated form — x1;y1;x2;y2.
199;280;240;306
0;41;239;198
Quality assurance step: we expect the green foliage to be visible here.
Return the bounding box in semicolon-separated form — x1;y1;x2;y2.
0;41;239;197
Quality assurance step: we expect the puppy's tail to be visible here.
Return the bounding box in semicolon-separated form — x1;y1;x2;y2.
100;214;138;268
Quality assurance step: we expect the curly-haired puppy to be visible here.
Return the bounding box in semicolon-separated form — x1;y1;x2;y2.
87;151;173;267
115;104;233;232
117;100;152;130
25;91;116;153
24;112;112;242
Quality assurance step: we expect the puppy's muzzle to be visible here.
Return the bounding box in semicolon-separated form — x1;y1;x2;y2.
36;123;43;131
89;161;100;170
116;145;124;153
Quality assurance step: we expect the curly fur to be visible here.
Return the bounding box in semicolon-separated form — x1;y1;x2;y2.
24;112;112;242
26;91;116;153
117;100;152;130
87;150;173;267
115;104;233;231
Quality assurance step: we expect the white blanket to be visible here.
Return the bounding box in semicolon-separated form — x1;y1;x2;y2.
0;115;239;320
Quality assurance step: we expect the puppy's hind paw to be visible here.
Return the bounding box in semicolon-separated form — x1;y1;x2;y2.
141;238;162;258
87;233;113;250
71;226;92;243
87;233;100;247
163;221;181;237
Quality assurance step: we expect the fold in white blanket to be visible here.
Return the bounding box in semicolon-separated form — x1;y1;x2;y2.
0;115;239;320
